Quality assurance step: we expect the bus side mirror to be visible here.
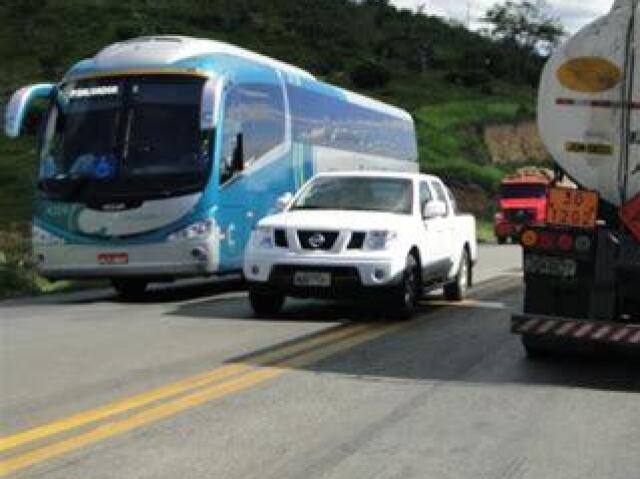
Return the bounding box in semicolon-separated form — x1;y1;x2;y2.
232;132;244;172
5;83;55;138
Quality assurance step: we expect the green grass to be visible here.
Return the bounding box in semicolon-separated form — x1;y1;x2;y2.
476;219;496;244
415;99;534;194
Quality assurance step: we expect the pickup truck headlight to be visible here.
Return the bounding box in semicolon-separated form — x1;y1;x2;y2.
365;230;398;250
253;226;274;249
168;219;214;241
32;225;65;245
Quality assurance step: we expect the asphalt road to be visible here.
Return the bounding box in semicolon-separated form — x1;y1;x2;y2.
1;244;639;479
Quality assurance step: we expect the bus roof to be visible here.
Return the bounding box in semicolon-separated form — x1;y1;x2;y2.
91;36;315;80
68;35;412;122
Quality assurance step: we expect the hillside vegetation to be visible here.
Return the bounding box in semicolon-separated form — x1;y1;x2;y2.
0;0;545;222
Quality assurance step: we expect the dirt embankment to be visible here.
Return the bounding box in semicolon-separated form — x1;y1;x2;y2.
484;121;549;164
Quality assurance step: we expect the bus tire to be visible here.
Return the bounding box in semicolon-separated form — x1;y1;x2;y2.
112;279;148;299
249;287;284;316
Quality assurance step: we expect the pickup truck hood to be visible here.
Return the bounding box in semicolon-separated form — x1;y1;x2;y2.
259;210;413;231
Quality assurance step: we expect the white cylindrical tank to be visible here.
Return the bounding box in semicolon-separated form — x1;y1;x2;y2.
538;0;640;207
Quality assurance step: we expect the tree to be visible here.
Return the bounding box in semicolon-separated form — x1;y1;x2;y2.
483;0;565;54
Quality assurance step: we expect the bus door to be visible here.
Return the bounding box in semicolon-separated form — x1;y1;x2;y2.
217;77;288;269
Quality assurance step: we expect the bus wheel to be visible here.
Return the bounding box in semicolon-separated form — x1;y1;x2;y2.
249;287;284;316
112;279;148;299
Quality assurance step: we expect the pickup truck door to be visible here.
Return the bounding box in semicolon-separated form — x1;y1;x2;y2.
431;180;457;263
419;181;449;281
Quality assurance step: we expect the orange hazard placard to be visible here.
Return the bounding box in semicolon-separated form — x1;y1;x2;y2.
620;194;640;242
546;188;599;228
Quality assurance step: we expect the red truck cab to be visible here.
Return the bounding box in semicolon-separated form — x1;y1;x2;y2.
494;173;550;244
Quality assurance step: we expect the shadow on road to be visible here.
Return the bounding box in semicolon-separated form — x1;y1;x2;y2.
178;284;640;394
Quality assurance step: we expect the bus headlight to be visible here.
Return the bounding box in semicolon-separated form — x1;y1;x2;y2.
365;230;397;250
253;226;274;249
168;219;215;241
32;225;65;245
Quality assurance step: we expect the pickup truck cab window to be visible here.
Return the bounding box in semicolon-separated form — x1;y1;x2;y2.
419;181;433;212
431;180;449;215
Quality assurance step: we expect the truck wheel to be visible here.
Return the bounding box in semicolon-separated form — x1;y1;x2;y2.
389;254;420;320
444;249;471;301
497;236;507;245
112;279;148;299
249;287;284;316
521;335;552;360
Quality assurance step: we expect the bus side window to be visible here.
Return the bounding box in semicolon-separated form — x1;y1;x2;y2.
220;83;285;185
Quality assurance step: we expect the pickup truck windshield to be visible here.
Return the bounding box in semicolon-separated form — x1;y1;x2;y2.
37;75;211;203
292;177;413;214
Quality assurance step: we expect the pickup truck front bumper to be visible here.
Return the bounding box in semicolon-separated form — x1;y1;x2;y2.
244;250;406;297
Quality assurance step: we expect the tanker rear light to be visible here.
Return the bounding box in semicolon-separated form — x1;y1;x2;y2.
520;229;590;253
521;230;538;248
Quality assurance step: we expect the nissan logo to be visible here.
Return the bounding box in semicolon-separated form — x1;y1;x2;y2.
308;233;326;249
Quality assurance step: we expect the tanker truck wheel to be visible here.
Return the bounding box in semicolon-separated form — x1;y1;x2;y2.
521;335;553;360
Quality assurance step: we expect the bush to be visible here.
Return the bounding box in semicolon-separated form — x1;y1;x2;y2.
350;60;391;89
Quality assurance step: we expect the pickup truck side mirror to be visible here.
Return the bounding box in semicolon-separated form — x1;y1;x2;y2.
422;200;447;219
276;192;294;211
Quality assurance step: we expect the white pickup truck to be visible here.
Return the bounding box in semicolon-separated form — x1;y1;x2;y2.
243;172;478;318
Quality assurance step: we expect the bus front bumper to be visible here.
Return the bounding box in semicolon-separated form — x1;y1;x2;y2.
34;239;220;280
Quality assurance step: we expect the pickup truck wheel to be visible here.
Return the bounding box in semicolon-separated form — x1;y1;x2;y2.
389;254;420;320
444;249;471;301
112;279;148;299
249;287;284;316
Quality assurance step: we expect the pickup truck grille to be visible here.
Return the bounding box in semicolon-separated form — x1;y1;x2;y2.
274;229;288;248
347;232;366;249
504;208;536;225
297;231;339;250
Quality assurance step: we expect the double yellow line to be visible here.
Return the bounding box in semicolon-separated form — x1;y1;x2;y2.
0;321;406;476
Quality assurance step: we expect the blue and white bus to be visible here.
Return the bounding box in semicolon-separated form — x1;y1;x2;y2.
5;36;418;296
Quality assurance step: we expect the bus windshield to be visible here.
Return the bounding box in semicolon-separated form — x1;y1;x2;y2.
291;176;413;214
38;75;211;203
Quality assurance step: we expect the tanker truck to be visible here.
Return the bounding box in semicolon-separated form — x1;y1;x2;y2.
511;0;640;356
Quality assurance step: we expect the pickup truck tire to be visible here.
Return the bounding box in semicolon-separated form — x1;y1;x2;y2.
112;279;148;299
389;254;420;320
249;287;284;316
444;249;471;301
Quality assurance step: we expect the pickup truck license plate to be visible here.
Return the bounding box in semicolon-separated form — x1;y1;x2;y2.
293;271;331;287
98;253;129;265
524;254;576;278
